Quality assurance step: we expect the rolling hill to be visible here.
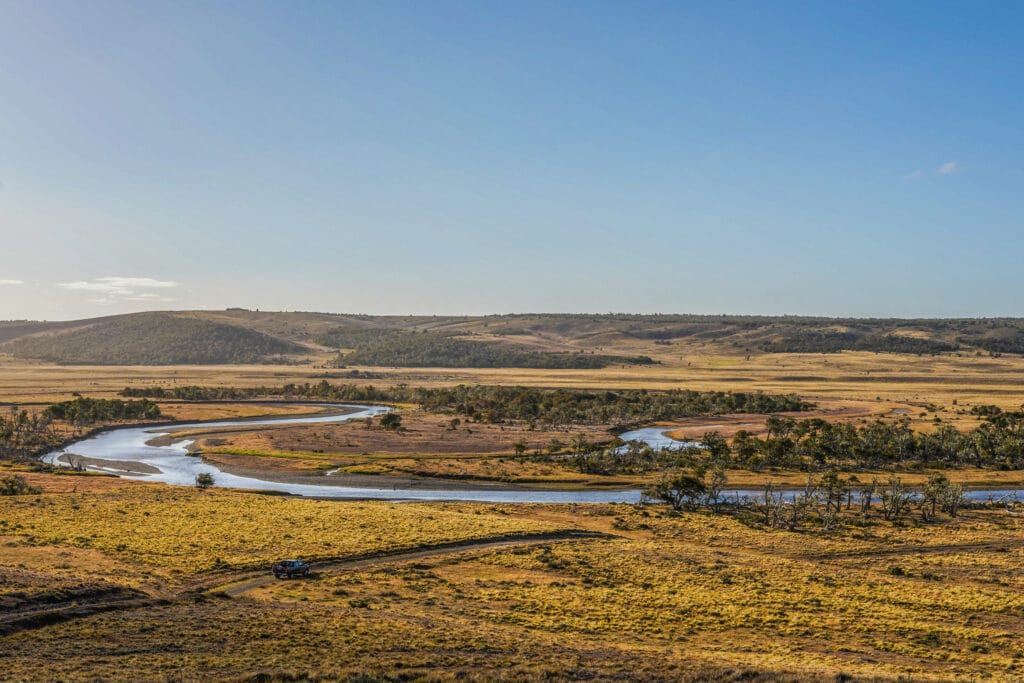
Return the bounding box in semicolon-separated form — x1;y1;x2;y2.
3;309;1024;366
2;313;305;365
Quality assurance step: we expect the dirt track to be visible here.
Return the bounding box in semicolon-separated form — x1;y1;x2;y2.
0;530;608;636
204;529;609;597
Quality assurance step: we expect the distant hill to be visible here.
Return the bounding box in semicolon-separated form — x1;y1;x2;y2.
322;328;655;369
3;313;305;365
0;320;80;344
4;310;1024;366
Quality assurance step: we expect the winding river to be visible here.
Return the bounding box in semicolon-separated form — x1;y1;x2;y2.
42;404;1021;504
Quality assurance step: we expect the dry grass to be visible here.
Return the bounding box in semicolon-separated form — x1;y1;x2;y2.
0;475;563;584
1;481;1022;681
4;342;1024;679
197;410;608;458
4;344;1024;412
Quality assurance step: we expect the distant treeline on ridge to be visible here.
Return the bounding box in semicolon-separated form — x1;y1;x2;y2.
319;328;655;369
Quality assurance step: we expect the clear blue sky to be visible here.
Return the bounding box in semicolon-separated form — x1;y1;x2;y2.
1;1;1022;320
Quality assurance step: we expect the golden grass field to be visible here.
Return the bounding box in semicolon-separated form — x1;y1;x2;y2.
4;341;1024;409
1;467;1022;681
3;346;1024;680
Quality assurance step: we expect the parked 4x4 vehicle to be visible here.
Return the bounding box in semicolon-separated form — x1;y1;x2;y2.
272;559;311;579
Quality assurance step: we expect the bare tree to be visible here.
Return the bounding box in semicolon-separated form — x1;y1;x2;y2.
704;464;728;513
881;476;911;521
941;483;965;518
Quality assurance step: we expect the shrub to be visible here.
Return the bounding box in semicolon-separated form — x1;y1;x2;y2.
379;413;402;430
0;475;41;496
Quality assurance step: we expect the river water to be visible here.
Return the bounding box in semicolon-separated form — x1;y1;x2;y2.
42;404;1021;504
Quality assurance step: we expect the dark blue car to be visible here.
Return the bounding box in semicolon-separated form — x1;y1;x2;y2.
272;559;311;579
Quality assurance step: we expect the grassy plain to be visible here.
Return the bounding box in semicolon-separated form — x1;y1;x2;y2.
0;473;563;581
4;341;1024;680
4;344;1024;489
4;344;1024;411
1;468;1022;681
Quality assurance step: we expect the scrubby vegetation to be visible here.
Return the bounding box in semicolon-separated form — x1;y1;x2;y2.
3;313;305;364
8;311;1024;369
1;399;162;463
0;474;40;495
120;382;812;425
321;327;654;368
42;396;161;425
565;408;1024;479
613;314;1024;355
760;330;958;354
962;326;1024;355
0;408;61;462
639;463;978;531
712;410;1024;471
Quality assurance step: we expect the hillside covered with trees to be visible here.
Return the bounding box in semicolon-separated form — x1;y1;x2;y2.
3;313;304;365
320;328;654;369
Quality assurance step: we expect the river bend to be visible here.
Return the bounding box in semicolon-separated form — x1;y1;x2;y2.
42;404;1020;504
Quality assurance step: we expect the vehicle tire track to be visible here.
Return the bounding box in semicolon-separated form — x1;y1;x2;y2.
205;529;609;598
0;531;609;637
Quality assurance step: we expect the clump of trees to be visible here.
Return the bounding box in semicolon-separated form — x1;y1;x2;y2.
0;407;58;461
573;440;693;475
642;463;728;512
572;408;1024;481
707;411;1024;471
1;399;162;464
43;397;161;425
752;472;966;530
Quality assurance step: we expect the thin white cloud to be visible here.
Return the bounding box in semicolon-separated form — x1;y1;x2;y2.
59;276;178;304
902;170;924;181
937;161;958;175
60;276;177;293
0;279;23;285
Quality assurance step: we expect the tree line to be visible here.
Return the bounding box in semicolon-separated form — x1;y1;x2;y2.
719;411;1024;470
562;409;1024;475
318;327;655;369
120;382;812;426
43;396;161;425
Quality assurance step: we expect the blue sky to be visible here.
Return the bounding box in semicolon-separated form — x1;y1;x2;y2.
1;1;1022;320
